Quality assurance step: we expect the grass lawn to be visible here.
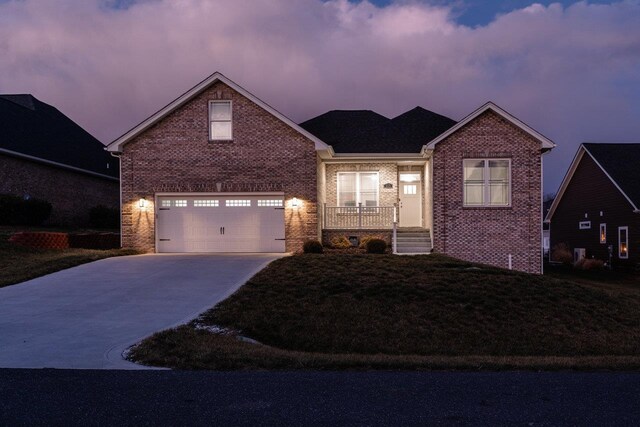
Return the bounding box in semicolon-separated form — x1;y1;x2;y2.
0;226;139;288
129;253;640;371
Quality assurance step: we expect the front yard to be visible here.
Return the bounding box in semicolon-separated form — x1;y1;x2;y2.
129;253;640;370
0;227;138;288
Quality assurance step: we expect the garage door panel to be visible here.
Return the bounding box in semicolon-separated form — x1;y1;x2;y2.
156;195;285;253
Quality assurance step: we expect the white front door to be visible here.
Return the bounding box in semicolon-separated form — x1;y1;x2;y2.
399;173;422;227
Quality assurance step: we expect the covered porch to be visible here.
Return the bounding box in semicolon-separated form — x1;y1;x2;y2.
318;158;433;253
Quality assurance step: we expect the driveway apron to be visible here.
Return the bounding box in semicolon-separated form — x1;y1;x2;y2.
0;254;282;369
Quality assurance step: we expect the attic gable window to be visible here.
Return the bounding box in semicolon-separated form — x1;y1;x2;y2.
209;100;232;141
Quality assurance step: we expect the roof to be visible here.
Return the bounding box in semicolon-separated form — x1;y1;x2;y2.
424;102;555;151
0;94;118;179
299;106;456;153
545;143;640;221
107;72;330;152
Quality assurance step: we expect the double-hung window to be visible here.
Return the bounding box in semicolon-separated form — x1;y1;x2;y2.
337;172;379;207
209;100;232;140
463;159;511;207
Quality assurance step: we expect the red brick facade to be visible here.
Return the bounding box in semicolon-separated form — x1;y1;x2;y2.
118;81;318;252
0;153;119;226
431;110;543;274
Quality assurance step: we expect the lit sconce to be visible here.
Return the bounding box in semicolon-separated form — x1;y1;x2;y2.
139;197;147;210
620;243;627;255
291;197;300;208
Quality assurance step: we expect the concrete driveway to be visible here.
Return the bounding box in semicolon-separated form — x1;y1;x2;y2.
0;254;282;369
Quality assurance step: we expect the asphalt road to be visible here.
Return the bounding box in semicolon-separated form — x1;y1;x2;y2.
1;369;639;426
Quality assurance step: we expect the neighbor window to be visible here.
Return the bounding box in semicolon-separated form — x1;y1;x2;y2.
209;100;232;140
463;159;511;207
600;223;606;244
337;172;379;207
618;226;629;259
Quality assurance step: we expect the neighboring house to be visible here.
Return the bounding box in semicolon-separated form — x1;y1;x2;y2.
545;143;640;268
542;197;554;258
106;72;554;274
0;94;119;226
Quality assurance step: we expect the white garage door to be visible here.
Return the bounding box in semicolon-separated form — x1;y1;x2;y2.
156;195;285;253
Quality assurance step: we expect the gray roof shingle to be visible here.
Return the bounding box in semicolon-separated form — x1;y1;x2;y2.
583;143;640;209
0;94;117;178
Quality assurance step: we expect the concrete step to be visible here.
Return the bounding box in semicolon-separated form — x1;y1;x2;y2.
396;247;431;254
396;236;431;242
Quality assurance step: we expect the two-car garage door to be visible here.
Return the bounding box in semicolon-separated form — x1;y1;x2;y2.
156;195;285;253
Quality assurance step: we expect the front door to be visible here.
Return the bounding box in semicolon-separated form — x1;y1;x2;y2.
399;173;422;227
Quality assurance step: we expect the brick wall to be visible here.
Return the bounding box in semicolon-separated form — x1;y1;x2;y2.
119;81;318;252
0;154;119;226
431;110;543;274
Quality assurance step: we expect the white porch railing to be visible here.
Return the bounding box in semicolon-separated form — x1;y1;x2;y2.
323;203;397;229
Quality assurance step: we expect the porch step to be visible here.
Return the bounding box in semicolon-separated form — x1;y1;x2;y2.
395;229;432;254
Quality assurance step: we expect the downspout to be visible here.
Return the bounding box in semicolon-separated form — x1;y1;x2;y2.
109;151;123;248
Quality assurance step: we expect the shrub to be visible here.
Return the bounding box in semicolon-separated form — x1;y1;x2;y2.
330;235;352;249
89;205;119;229
359;235;387;249
575;258;605;271
302;239;323;254
0;194;51;226
365;238;387;254
551;242;573;265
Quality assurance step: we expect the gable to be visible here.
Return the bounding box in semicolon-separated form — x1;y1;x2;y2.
107;72;329;152
424;102;555;152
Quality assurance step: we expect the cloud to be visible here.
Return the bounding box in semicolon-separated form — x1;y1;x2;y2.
1;0;639;192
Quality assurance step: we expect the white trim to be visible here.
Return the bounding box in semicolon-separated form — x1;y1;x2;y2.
208;100;233;141
618;226;629;259
107;72;330;152
424;102;555;151
0;147;118;181
546;145;639;221
579;221;591;230
336;171;380;207
462;158;512;207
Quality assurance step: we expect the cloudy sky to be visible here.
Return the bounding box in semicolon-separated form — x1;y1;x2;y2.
1;0;639;193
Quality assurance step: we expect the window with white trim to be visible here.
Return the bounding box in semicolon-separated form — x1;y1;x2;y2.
463;159;511;207
337;172;379;207
209;100;232;140
618;226;629;259
599;223;606;244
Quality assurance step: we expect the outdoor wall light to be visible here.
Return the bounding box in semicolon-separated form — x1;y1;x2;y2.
139;197;147;210
292;197;300;208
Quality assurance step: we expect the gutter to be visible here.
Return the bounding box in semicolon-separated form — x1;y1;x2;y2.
109;151;123;248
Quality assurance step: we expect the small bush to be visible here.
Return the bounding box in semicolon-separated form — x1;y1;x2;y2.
365;238;387;254
575;258;605;271
0;194;51;226
89;205;119;229
551;242;573;265
359;235;387;249
303;240;323;254
331;235;352;249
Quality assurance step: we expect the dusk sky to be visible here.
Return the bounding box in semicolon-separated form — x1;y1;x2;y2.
1;0;639;193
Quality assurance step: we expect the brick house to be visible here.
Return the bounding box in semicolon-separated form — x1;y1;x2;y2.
0;94;119;226
106;72;554;273
545;143;640;268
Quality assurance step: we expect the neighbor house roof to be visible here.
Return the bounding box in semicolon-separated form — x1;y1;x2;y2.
107;72;330;152
545;143;640;220
0;94;118;179
299;106;456;153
